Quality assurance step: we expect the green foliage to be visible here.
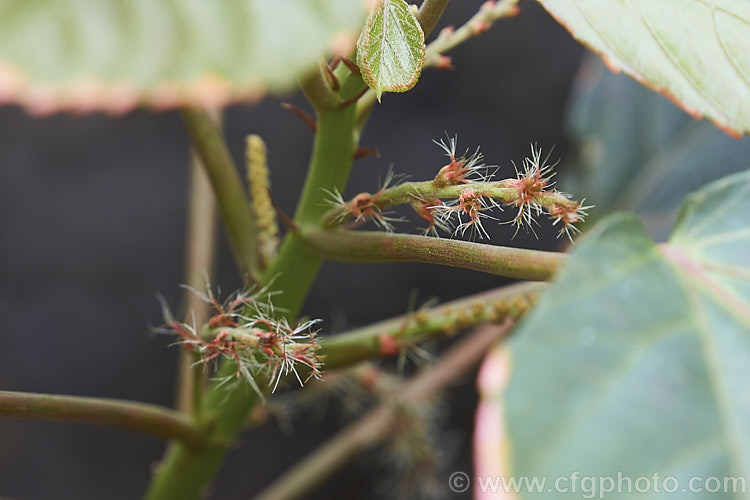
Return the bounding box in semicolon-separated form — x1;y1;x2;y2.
562;56;750;239
3;1;750;499
0;0;365;113
356;0;426;101
503;170;750;498
536;0;750;136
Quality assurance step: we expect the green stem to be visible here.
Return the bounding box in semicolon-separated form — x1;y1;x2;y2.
320;281;540;369
145;71;362;500
261;74;362;318
176;146;219;418
253;322;512;500
0;390;207;449
424;0;519;67
417;0;452;38
304;229;564;281
181;108;259;282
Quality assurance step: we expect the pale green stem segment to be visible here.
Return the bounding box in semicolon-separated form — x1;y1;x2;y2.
304;229;564;281
145;70;363;500
176;146;219;418
253;322;512;500
181;108;259;282
0;390;208;450
319;281;542;369
423;0;520;67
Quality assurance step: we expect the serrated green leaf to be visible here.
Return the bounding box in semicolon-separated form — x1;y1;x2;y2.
0;0;365;114
356;0;425;102
562;55;750;239
490;170;750;498
537;0;750;137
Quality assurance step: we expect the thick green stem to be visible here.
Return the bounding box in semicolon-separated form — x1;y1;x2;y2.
254;322;511;500
261;74;361;317
181;108;259;282
0;390;207;449
145;72;362;500
304;229;564;281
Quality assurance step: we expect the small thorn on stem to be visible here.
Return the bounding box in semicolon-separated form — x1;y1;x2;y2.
340;58;361;76
378;333;401;356
271;198;299;232
329;56;342;71
329;56;360;77
354;147;380;160
322;62;341;92
281;103;317;133
470;20;491;35
339;86;369;109
440;25;455;37
435;55;454;70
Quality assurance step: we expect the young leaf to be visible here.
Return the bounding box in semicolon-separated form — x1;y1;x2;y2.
537;0;750;137
0;0;365;115
356;0;426;102
488;170;750;498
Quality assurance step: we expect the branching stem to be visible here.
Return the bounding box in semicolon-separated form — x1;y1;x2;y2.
145;69;365;500
320;281;541;370
253;322;513;500
0;390;208;450
424;0;520;68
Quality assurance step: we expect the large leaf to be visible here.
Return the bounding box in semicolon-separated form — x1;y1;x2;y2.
0;0;365;114
562;55;750;239
489;170;750;498
356;0;425;102
536;0;750;137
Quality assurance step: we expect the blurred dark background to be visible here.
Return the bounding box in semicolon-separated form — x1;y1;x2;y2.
0;2;584;498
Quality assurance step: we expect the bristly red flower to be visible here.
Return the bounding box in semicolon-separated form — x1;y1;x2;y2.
411;194;451;237
325;169;404;231
327;138;590;241
549;199;592;241
501;143;558;236
432;134;494;187
158;286;322;400
432;187;500;240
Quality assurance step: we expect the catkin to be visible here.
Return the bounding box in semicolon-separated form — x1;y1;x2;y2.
246;135;279;266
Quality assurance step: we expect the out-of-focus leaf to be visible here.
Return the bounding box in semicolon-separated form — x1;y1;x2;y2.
356;0;425;101
0;0;366;114
536;0;750;136
488;170;750;498
563;56;750;239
